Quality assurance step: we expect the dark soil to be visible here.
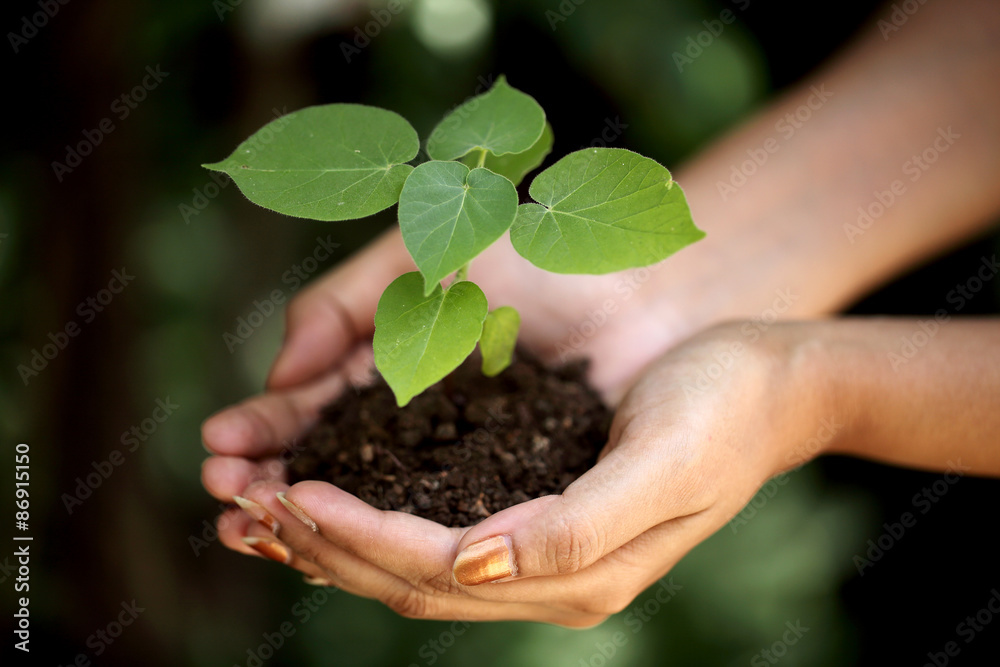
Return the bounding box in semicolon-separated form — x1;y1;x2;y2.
287;351;611;527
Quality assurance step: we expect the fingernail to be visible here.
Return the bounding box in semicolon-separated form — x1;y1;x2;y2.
453;535;517;586
233;496;280;535
276;492;319;532
303;575;335;587
243;537;292;564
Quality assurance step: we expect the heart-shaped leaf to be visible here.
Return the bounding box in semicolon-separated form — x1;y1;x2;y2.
510;148;705;273
426;75;546;161
462;122;554;186
479;307;521;377
203;104;419;221
399;161;518;295
374;273;488;407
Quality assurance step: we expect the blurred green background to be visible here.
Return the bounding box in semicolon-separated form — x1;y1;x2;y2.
2;0;998;665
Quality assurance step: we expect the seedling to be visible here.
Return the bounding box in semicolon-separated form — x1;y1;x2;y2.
204;77;704;406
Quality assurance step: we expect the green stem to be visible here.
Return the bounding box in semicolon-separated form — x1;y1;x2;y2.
455;263;470;282
476;148;487;168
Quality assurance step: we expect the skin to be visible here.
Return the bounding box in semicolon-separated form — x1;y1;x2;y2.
201;0;1000;626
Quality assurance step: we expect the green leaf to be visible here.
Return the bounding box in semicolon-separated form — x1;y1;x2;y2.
461;122;554;186
426;75;546;161
373;273;488;406
510;148;705;274
398;161;518;295
479;307;521;377
203;104;419;221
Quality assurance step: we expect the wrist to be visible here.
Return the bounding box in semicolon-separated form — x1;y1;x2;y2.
766;322;857;473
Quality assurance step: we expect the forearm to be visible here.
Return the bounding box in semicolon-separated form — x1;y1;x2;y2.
792;318;1000;476
672;0;1000;316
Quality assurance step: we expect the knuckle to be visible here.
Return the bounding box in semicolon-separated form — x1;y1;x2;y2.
415;568;463;597
384;586;431;619
600;591;635;616
239;402;281;448
287;539;325;567
283;293;310;326
310;288;355;336
566;589;633;617
544;504;605;575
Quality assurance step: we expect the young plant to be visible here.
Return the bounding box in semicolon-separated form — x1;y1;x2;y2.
204;77;705;406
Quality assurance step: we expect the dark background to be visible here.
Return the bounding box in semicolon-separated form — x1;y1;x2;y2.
2;0;998;665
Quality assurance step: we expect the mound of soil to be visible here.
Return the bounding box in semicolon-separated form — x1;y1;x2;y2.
287;351;611;527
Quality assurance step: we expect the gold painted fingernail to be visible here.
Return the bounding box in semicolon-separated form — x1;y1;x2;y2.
233;496;280;534
303;575;335;587
453;535;517;586
242;537;292;564
276;492;318;532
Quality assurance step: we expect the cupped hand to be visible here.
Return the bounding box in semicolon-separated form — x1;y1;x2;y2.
203;322;835;626
200;222;711;550
257;223;735;401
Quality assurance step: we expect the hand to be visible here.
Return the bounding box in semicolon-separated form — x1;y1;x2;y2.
203;323;833;625
200;211;815;568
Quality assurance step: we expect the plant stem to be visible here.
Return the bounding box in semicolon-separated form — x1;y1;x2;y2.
476;148;487;168
455;263;470;282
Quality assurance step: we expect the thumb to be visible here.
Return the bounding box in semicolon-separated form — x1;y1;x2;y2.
267;227;413;390
451;435;682;586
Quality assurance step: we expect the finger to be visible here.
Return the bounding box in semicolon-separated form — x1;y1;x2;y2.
243;483;490;618
267;227;414;390
201;368;347;458
220;505;346;589
249;482;611;625
278;481;463;585
201;456;287;502
217;507;264;557
241;481;411;594
472;507;717;614
241;524;373;593
451;424;708;585
247;505;602;624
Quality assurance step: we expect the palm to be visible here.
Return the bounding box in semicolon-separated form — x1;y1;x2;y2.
469;237;702;399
